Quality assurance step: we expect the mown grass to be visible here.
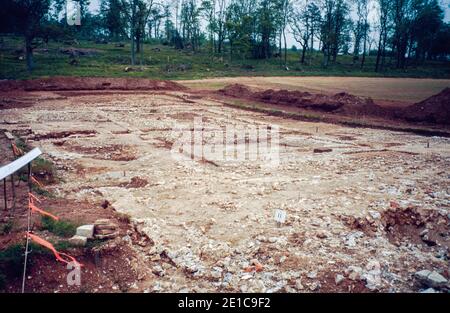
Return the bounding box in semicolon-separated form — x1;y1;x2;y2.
1;35;449;80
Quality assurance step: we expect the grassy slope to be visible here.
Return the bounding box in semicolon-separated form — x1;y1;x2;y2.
1;36;450;80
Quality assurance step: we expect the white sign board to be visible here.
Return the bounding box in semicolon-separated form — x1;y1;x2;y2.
274;209;286;224
0;148;42;180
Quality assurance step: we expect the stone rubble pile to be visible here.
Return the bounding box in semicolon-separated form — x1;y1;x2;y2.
94;219;119;240
68;219;119;247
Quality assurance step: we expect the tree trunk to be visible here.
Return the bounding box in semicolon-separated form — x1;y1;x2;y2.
229;40;233;61
322;44;329;67
381;30;388;70
130;1;136;66
301;44;307;64
283;29;287;68
135;32;141;53
25;35;33;72
360;32;367;70
353;31;360;65
375;31;383;72
218;33;223;54
278;32;282;58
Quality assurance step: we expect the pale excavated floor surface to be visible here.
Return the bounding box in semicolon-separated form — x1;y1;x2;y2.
1;90;449;292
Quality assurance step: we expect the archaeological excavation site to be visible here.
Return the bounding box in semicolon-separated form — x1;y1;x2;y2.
0;77;449;295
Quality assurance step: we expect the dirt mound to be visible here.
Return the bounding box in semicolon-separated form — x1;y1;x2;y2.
121;176;149;188
0;77;186;92
332;92;391;117
402;88;450;125
218;84;391;116
218;84;254;98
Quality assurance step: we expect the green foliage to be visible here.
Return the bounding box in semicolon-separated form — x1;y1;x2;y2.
14;137;28;152
85;239;104;249
0;221;14;235
0;272;6;290
0;36;449;80
0;242;51;290
11;136;57;184
54;240;77;251
116;212;131;224
0;244;24;284
40;216;77;238
32;185;54;198
32;157;57;184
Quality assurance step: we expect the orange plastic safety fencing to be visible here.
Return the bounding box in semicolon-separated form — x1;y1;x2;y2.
31;175;44;189
28;193;59;221
11;142;24;157
29;192;41;204
26;232;83;266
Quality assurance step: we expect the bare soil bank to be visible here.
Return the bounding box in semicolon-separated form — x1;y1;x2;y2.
0;77;186;92
218;84;450;126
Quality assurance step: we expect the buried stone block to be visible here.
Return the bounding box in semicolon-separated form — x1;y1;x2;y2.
415;270;448;289
76;224;95;239
68;235;87;247
94;232;119;240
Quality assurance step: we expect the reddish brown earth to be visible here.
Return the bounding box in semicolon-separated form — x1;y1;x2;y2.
0;189;148;293
217;84;450;126
0;77;186;92
402;88;450;124
180;76;450;103
1;77;448;128
220;84;390;115
0;135;149;293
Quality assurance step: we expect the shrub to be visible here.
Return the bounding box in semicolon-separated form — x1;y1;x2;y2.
0;242;50;290
0;244;24;279
40;216;77;238
0;222;13;235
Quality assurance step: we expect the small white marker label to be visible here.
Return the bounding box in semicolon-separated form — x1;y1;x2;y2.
274;209;286;224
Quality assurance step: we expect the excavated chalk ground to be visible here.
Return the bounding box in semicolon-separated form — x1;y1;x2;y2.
1;91;449;292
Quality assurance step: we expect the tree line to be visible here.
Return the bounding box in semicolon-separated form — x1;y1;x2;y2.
1;0;449;72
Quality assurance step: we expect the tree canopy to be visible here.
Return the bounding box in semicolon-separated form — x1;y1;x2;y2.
1;0;449;72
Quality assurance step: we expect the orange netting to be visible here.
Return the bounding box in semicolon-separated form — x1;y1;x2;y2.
28;193;59;221
27;232;83;266
11;142;24;157
31;175;44;188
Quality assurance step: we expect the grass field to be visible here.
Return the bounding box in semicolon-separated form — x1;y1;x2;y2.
1;35;450;80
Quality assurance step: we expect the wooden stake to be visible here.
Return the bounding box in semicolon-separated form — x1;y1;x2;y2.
3;178;7;211
11;173;15;211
